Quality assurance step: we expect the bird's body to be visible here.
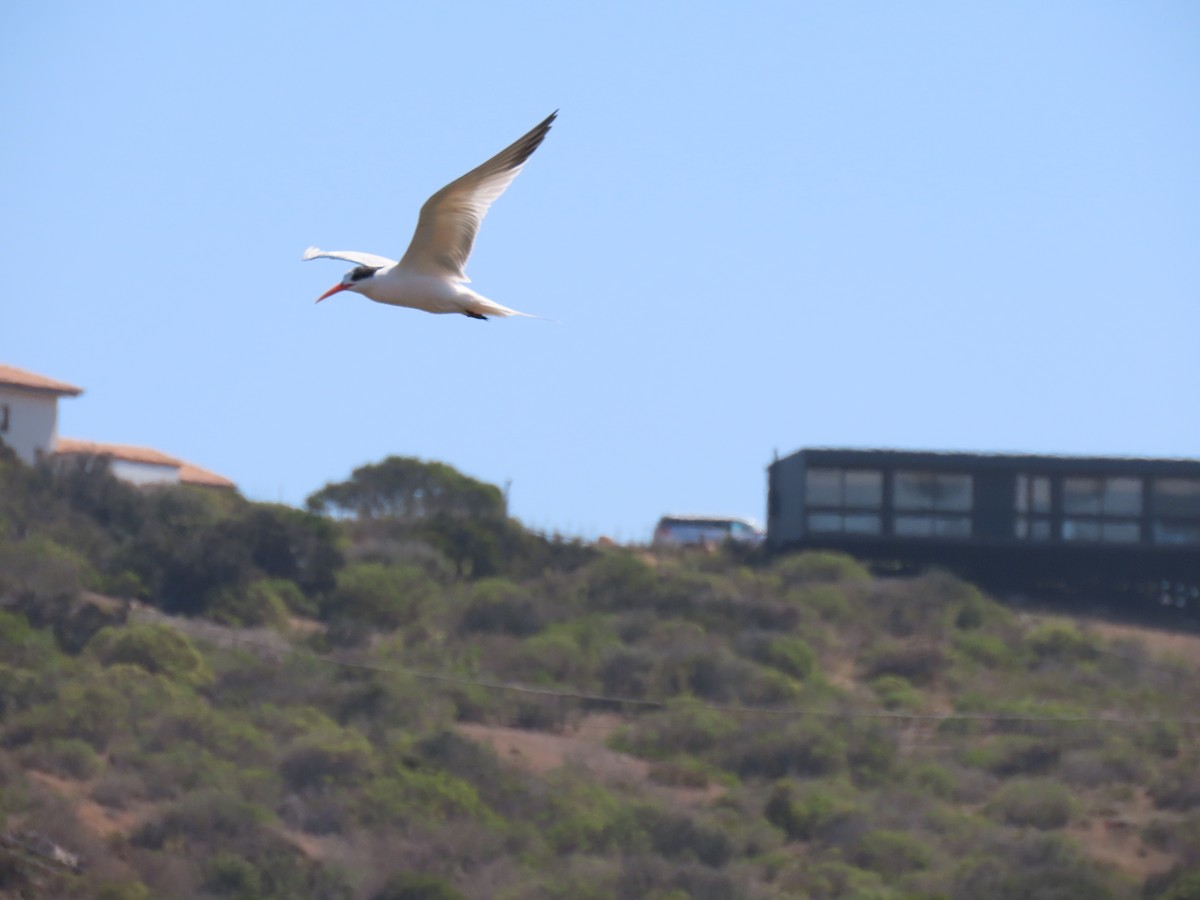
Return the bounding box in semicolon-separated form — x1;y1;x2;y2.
304;111;556;319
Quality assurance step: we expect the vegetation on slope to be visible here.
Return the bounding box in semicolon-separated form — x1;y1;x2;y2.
0;444;1198;899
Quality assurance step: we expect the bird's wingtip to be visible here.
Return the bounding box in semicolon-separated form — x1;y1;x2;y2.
302;246;322;261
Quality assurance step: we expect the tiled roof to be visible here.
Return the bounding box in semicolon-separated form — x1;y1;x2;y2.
178;462;236;489
55;438;182;467
55;438;236;488
0;364;83;396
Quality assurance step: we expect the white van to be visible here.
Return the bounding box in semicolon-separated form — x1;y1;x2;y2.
653;515;765;548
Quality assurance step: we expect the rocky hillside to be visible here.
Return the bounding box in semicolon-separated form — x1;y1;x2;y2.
1;448;1198;899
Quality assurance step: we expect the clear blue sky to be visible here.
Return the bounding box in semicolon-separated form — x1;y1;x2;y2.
4;3;1198;540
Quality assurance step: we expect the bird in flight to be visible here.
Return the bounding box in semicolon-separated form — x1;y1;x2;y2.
304;111;556;320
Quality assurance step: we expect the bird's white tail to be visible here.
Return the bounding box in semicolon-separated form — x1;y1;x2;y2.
470;298;557;322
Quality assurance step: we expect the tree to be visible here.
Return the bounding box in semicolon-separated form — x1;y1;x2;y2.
306;457;504;522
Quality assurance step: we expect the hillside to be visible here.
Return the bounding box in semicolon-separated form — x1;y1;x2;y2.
1;448;1199;899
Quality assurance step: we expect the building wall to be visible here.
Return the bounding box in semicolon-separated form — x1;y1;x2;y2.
0;386;59;464
109;459;181;486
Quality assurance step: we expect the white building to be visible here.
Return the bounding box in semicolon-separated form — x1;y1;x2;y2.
0;363;83;464
55;438;234;488
0;363;234;489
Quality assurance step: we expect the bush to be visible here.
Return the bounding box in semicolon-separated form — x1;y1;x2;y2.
959;735;1062;777
372;874;466;900
85;623;212;686
760;635;818;680
862;639;947;686
638;806;733;866
765;782;862;843
459;577;545;636
613;699;738;758
723;721;846;779
773;552;870;586
852;828;933;877
1150;756;1200;811
985;777;1076;829
280;729;375;790
22;738;103;780
953;630;1020;669
950;831;1124;900
583;552;658;611
325;562;438;629
870;674;921;711
210;578;301;627
132;789;273;849
1027;622;1099;666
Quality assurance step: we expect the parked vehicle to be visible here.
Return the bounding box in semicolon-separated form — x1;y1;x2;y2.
653;515;765;548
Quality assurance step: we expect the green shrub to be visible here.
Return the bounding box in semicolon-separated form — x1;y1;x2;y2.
908;761;959;799
613;698;738;758
132;788;273;849
959;735;1062;777
1150;756;1200;811
1027;622;1099;665
786;584;851;622
953;630;1020;669
870;674;922;711
94;883;152;900
985;777;1076;829
950;831;1123;900
765;781;861;842
853;828;933;877
724;721;846;779
357;765;490;829
1154;870;1200;900
372;874;466;900
773;552;870;586
325;562;438;629
583;552;658;611
203;851;262;897
460;577;544;636
638;806;733;866
209;578;295;627
280;729;375;789
761;635;818;680
23;737;103;780
862;639;947;685
86;623;212;686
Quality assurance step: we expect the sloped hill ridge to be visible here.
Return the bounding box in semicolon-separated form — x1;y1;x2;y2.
1;449;1198;899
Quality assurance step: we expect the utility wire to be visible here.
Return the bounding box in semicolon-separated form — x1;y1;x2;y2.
139;611;1200;730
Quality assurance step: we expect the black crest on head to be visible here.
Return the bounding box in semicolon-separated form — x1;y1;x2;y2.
349;265;380;282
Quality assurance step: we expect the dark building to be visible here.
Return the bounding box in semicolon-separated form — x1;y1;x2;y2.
767;448;1200;605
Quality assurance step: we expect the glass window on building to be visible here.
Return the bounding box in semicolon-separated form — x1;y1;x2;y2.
1153;478;1200;519
1061;476;1144;543
805;468;883;509
806;512;882;535
894;514;971;538
893;471;972;512
1015;517;1052;540
1151;477;1200;545
1063;476;1142;516
1015;474;1052;540
1015;474;1051;514
805;469;842;506
1154;521;1200;545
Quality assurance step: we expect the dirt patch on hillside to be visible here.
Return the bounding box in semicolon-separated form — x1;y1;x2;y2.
1082;618;1200;669
457;714;722;806
1069;790;1178;881
26;771;145;838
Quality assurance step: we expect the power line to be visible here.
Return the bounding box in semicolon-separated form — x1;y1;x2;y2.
142;612;1200;730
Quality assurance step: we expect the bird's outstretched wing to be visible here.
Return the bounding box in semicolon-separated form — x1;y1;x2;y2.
303;247;398;269
397;111;556;283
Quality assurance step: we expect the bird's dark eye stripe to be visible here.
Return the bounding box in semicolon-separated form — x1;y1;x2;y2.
349;266;379;282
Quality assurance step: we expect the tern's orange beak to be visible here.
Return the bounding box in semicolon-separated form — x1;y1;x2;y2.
316;283;348;303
